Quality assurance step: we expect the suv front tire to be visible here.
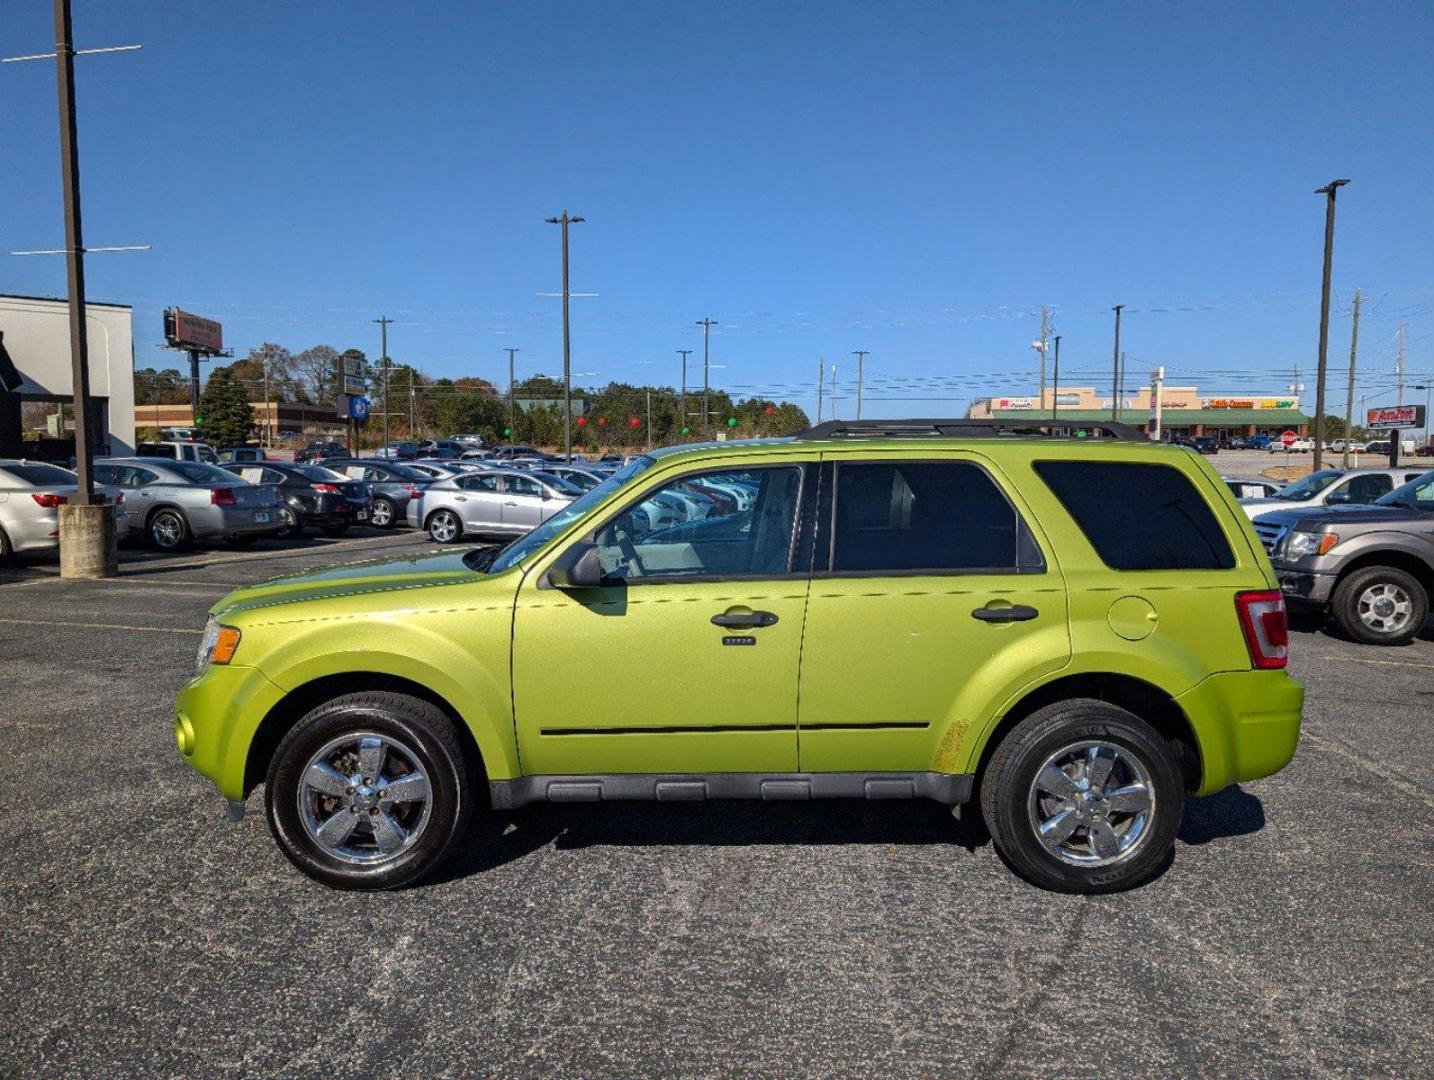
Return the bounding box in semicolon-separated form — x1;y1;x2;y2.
981;699;1184;894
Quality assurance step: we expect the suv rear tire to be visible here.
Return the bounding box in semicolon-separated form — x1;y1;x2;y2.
266;692;475;890
980;699;1184;894
1331;565;1428;646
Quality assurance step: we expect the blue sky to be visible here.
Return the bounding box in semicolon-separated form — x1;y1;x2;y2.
4;0;1432;418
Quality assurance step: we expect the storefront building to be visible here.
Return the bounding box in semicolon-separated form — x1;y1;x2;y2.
967;385;1309;439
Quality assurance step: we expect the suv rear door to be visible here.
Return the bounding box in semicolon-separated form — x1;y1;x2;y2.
795;452;1069;773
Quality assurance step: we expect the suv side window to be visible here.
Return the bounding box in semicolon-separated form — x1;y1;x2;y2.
594;466;802;580
830;461;1035;573
1036;461;1235;570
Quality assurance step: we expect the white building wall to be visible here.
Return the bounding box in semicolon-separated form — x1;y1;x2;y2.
0;294;136;454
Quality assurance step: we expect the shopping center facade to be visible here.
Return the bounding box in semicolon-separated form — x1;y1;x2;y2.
967;385;1310;439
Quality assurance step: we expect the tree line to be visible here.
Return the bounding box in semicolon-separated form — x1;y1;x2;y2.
143;342;811;449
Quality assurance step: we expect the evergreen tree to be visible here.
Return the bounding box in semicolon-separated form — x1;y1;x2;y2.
196;367;254;446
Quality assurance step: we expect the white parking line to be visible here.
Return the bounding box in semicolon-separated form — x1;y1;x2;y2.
1310;653;1434;670
0;617;199;634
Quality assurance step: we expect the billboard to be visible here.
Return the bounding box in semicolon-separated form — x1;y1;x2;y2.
1366;404;1426;431
163;309;223;353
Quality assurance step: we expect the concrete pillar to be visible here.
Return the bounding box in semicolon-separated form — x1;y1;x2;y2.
59;502;118;579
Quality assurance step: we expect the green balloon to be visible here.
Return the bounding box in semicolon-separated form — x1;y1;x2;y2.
727;417;738;427
503;426;512;436
681;426;690;435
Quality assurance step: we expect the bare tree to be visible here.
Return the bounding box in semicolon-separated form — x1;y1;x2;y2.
292;345;342;407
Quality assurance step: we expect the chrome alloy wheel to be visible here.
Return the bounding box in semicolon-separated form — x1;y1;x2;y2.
151;511;184;549
1027;741;1155;867
428;510;460;543
1356;582;1413;635
297;733;432;865
371;499;393;527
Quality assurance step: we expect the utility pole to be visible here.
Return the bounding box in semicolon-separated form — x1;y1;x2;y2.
852;350;869;420
1110;304;1124;420
409;378;416;438
374;316;392;452
677;349;692;434
697;318;717;436
816;359;824;424
261;356;271;448
545;210;584;462
645;388;652;450
1051;336;1062;420
1313;178;1350;470
1396;322;1406;404
1343;290;1361;467
505;347;519;446
1038;306;1050;414
829;363;839;420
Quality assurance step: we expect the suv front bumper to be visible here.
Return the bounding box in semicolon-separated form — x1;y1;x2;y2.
1270;556;1339;607
1175;669;1304;796
175;662;288;801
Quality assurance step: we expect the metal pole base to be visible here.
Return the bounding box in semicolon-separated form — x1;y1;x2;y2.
58;501;118;578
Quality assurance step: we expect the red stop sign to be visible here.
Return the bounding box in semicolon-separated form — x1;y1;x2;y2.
1281;430;1297;448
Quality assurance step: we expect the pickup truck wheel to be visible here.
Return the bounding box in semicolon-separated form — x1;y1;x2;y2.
1332;566;1428;646
266;692;474;890
980;699;1184;894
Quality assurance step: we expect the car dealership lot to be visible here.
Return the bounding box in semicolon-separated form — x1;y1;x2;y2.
1;532;1431;1078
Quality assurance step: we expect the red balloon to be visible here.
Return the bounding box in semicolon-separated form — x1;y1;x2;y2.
764;405;776;416
575;416;587;427
597;417;607;427
628;416;641;429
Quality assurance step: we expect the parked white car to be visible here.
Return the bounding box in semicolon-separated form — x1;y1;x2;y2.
0;459;129;560
1239;466;1431;520
1330;439;1366;453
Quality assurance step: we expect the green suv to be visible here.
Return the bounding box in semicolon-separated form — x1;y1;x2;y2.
176;419;1303;893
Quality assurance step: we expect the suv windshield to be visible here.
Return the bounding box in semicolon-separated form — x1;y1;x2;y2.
1376;471;1434;511
1276;469;1344;502
485;456;656;573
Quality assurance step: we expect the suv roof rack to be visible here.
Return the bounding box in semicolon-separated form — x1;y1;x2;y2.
793;418;1146;442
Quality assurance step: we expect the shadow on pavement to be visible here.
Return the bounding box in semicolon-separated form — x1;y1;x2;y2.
1178;785;1265;845
431;799;991;885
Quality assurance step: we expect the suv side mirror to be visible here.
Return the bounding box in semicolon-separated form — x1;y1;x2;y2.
1326;491;1351;505
547;542;604;589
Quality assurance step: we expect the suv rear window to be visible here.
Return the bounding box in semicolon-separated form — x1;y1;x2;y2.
1035;461;1235;570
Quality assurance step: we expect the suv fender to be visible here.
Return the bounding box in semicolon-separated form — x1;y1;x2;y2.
250;622;520;786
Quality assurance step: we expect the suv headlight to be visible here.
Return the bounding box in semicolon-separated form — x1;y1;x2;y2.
196;617;242;674
1286;530;1339;557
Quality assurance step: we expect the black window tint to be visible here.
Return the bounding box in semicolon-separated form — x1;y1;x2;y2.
1035;461;1235;570
832;462;1025;573
1343;473;1391;502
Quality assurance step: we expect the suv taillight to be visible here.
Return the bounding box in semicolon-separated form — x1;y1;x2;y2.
31;492;68;508
210;487;236;506
1235;590;1289;669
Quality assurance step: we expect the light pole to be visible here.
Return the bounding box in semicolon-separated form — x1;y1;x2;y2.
1312;179;1351;471
504;347;519;446
373;316;393;452
1051;336;1062;420
853;350;869;420
677;348;692;435
697;318;717;436
545;211;584;462
1110;304;1124;420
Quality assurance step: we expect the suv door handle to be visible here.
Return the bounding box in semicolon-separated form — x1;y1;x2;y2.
711;610;779;628
971;604;1039;623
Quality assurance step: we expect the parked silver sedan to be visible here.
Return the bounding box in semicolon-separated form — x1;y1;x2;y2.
0;459;130;561
95;457;284;550
407;467;575;543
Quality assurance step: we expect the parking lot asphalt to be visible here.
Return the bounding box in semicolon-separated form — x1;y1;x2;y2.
2;528;1431;1079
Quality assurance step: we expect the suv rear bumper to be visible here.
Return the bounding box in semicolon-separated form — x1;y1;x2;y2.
1176;670;1304;796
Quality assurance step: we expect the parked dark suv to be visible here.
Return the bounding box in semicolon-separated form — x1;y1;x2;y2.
222;461;372;537
295;441;347;464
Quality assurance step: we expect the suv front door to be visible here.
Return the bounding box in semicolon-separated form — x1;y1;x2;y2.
511;459;813;776
795;454;1071;774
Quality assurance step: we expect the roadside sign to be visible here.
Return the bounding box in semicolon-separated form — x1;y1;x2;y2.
1366;404;1425;431
349;396;370;420
1281;430;1297;448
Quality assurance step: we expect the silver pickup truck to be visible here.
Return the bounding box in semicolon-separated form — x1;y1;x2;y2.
1251;470;1434;645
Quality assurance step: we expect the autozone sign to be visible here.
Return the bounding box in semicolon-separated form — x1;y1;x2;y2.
1366;404;1426;431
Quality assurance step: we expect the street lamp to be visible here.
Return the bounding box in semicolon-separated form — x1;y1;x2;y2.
697;319;717;437
1312;178;1351;470
545;211;584;462
1030;339;1047;413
